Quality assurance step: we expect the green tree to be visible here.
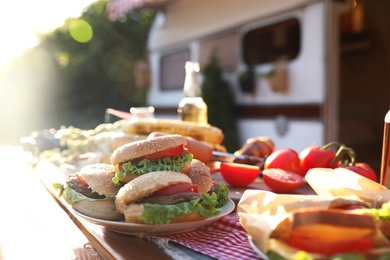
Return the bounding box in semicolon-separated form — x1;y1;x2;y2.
202;52;240;152
37;1;155;129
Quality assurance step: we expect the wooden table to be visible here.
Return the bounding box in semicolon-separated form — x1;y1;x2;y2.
0;146;315;260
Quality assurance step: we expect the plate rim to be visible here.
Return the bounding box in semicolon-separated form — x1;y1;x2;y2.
248;236;269;260
71;198;235;236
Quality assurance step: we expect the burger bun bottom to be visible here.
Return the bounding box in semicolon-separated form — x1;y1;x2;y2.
72;198;124;221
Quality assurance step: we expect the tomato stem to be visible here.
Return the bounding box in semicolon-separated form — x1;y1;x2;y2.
321;141;346;151
331;146;357;166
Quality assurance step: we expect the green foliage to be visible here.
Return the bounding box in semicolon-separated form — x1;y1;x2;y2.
201;52;240;152
35;1;156;129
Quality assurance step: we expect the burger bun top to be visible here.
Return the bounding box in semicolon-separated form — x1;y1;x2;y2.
115;171;192;213
111;134;187;165
187;159;213;194
78;163;120;198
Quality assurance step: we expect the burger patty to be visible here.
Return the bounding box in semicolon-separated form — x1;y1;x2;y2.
66;175;105;199
140;192;202;205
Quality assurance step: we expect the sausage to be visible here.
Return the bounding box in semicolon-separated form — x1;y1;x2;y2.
233;136;274;165
148;132;213;164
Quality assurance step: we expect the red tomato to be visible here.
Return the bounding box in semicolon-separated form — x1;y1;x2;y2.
339;162;378;182
264;148;304;176
288;234;373;256
145;145;184;160
151;183;198;197
220;162;260;187
76;173;88;186
148;132;213;164
299;146;337;174
262;168;304;193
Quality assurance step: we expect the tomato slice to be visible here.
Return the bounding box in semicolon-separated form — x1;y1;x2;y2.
220;162;260;187
262;168;304;193
76;173;88;186
145;145;184;160
150;183;198;197
288;234;373;256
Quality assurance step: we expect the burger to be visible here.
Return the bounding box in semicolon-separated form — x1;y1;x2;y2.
111;134;193;185
115;170;229;225
61;163;123;220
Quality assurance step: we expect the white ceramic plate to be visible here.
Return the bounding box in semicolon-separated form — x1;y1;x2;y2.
248;236;269;260
72;198;235;236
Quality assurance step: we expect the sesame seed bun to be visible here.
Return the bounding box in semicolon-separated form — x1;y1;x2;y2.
72;198;123;221
78;163;120;198
187;159;213;194
115;171;192;213
111;134;187;166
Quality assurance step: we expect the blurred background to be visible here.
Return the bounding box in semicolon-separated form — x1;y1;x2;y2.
0;0;388;173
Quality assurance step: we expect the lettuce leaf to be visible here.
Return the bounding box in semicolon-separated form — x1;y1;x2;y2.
112;153;193;185
140;184;229;225
62;185;109;205
371;202;390;220
214;182;229;208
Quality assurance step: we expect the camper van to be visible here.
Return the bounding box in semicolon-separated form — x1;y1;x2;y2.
110;0;389;172
147;0;348;151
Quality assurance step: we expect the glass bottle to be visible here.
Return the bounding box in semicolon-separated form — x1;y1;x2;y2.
380;110;390;186
177;61;208;124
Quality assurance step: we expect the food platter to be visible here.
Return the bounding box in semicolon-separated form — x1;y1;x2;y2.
72;198;235;236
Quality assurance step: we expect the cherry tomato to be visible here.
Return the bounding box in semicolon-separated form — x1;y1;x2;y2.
262;168;304;193
145;145;184;160
151;183;198;197
264;148;304;176
288;234;372;256
299;146;337;175
339;162;378;182
220;162;260;187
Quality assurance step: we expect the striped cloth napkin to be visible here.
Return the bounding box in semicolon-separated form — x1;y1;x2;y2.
151;214;263;260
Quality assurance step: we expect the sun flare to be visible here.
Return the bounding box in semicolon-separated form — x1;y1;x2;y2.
0;0;97;67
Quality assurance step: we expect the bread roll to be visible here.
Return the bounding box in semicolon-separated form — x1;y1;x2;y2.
187;159;213;194
115;171;192;213
111;134;187;166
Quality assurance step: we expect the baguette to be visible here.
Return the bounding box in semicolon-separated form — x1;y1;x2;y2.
114;118;224;145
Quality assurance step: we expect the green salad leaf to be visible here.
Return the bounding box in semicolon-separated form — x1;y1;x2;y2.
371;202;390;220
112;153;193;185
140;183;229;225
62;185;109;205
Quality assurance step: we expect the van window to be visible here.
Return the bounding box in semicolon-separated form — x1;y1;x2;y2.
160;49;190;90
243;18;300;65
199;32;239;71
